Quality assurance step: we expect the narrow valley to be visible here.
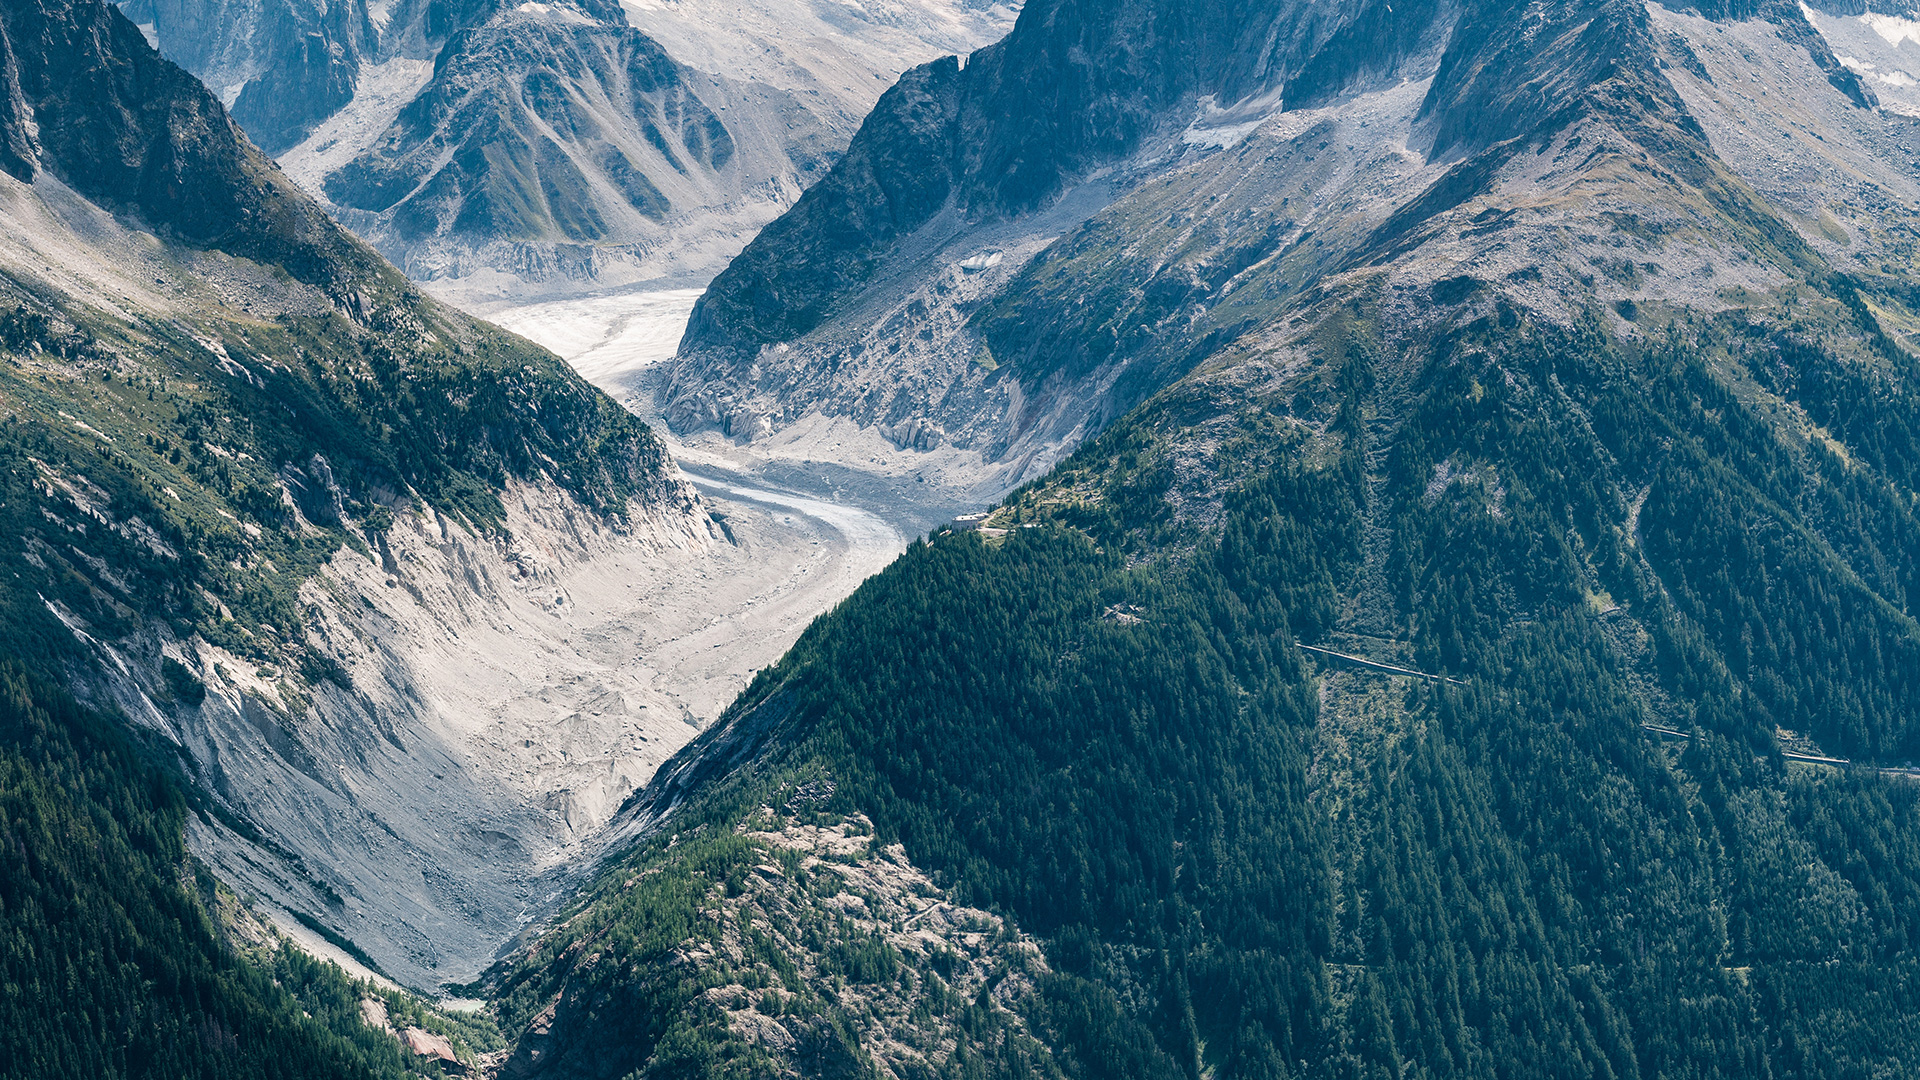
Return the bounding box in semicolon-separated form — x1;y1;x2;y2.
16;0;1920;1077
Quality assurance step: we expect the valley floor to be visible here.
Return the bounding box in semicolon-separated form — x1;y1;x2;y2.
482;281;1032;760
481;281;979;800
201;289;977;991
197;285;1002;992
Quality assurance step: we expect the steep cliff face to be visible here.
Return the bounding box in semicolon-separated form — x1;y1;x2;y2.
118;0;392;152
676;0;1454;353
11;0;370;286
661;0;1461;477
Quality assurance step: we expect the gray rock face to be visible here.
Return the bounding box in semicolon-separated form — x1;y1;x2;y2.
676;0;1451;357
119;0;385;151
663;0;1457;482
661;0;1920;489
0;19;39;182
123;0;1018;299
9;0;368;288
323;14;726;238
319;1;839;296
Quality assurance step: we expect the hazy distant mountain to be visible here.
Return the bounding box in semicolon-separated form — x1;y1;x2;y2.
121;0;1017;302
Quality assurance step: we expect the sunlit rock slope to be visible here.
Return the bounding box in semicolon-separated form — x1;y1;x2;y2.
124;0;1018;302
0;0;732;990
663;0;1920;493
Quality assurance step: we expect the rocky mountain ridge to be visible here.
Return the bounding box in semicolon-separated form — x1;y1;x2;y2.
316;0;845;303
123;0;1018;302
0;0;780;994
468;0;1920;1076
659;0;1920;491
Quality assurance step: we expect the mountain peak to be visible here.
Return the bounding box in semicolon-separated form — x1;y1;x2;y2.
2;0;372;291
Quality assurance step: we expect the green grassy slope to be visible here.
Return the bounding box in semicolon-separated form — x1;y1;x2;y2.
0;285;668;678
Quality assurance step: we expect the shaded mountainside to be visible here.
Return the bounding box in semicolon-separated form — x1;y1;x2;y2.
117;0;657;160
488;0;1920;1077
1;0;371;289
123;0;1018;300
0;0;700;1069
0;664;499;1079
658;0;1469;464
116;0;394;153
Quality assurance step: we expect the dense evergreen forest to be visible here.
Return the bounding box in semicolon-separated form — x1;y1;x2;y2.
492;287;1920;1078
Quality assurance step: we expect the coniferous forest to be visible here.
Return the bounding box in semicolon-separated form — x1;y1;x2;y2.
483;298;1920;1079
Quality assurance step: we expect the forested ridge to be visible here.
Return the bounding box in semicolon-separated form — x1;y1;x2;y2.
489;279;1920;1078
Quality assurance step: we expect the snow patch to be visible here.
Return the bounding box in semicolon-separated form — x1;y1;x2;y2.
365;0;398;32
491;288;705;384
278;57;436;197
1863;11;1920;48
509;1;599;25
1183;91;1284;149
1799;2;1920;113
